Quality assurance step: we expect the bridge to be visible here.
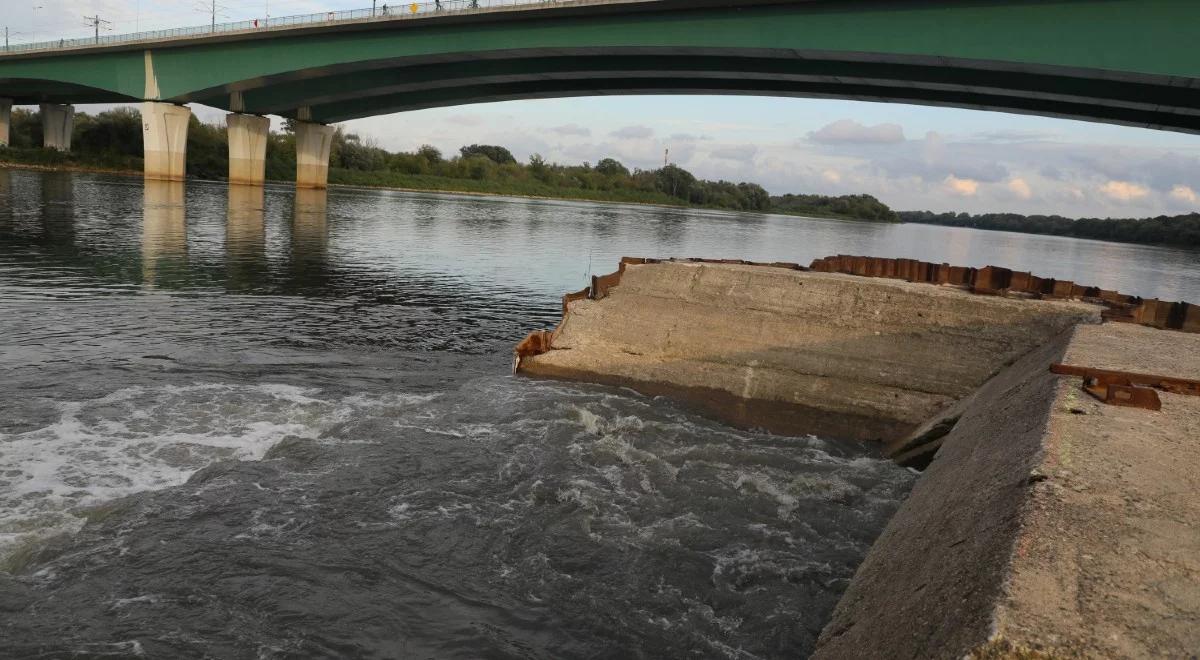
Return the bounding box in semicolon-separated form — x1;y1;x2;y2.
1;0;1198;187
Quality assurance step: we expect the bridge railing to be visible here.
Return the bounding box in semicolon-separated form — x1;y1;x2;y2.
0;0;570;56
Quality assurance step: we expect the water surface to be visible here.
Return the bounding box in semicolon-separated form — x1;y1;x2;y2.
1;170;1196;658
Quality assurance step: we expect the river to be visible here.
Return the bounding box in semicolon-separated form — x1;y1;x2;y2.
1;169;1196;658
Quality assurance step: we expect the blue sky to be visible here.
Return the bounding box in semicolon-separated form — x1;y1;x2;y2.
11;0;1200;216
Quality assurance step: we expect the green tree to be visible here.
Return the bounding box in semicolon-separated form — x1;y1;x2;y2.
459;144;515;164
595;157;629;177
416;144;442;164
655;164;696;200
185;115;228;180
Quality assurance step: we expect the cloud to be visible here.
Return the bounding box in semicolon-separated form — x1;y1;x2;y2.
1138;153;1200;192
1170;184;1198;204
610;125;654;139
1099;180;1150;202
944;175;979;196
972;129;1056;143
669;133;709;142
550;124;591;137
710;144;758;162
1039;164;1064;181
822;169;842;184
446;114;485;126
1007;177;1033;200
809;119;905;145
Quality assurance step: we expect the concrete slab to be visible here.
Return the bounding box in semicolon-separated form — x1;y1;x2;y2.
814;323;1200;659
993;323;1200;657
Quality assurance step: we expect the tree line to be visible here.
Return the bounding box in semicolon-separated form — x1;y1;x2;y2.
899;210;1200;249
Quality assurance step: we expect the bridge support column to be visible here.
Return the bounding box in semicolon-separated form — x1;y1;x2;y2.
227;113;270;186
40;103;74;151
142;102;191;182
295;121;335;189
0;98;12;147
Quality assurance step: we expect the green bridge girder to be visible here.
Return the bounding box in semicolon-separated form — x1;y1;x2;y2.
2;0;1200;132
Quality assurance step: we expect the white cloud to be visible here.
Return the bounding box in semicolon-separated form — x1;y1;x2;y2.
972;129;1056;143
709;144;758;162
1098;180;1150;202
1170;184;1197;204
944;175;979;196
1007;177;1033;200
822;169;842;184
808;119;905;145
610;125;654;139
550;124;591;137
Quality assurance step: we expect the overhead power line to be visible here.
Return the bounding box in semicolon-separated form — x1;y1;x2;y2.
82;15;112;44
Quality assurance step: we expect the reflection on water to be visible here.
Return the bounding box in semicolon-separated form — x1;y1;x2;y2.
0;170;1198;659
226;184;266;290
142;180;187;287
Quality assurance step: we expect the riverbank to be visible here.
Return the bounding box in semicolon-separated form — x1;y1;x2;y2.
901;209;1200;250
0;159;141;178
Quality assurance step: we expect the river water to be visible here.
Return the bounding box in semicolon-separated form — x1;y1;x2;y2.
0;170;1196;659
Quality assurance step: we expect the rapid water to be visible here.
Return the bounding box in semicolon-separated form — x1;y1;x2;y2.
1;170;1196;658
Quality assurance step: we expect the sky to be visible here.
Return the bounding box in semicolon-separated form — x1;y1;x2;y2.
8;0;1200;217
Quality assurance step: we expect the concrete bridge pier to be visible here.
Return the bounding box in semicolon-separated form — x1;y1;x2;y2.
142;102;191;182
0;98;12;147
295;121;335;189
227;113;270;186
39;103;74;151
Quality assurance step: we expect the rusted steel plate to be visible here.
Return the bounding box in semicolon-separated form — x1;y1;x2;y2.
1083;382;1163;410
513;330;555;372
1051;363;1200;400
803;254;1196;334
563;287;590;316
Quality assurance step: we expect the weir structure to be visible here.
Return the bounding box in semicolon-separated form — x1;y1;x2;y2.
5;0;1200;183
515;257;1200;658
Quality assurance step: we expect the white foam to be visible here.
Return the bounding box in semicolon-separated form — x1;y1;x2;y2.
731;472;799;519
0;383;365;562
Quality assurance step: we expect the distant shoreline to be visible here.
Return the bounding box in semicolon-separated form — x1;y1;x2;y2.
0;161;881;221
0;160;142;177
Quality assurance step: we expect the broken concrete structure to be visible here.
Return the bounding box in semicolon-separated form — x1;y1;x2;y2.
518;259;1099;442
516;256;1200;658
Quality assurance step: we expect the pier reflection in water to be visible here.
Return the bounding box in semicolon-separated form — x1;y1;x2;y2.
225;184;267;290
141;180;187;287
1;170;1198;659
289;186;329;289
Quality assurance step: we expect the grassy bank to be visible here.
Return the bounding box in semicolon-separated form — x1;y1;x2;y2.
0;147;142;176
